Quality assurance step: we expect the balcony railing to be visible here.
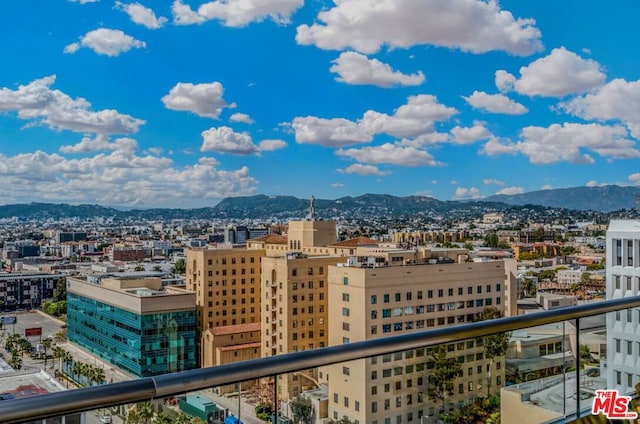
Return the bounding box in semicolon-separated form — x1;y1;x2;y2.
1;296;639;423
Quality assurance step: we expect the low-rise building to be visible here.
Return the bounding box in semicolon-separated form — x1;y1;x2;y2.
67;275;197;377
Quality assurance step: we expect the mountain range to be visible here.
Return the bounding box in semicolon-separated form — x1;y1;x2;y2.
0;185;638;221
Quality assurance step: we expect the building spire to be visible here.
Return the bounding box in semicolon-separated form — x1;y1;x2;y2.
308;195;316;220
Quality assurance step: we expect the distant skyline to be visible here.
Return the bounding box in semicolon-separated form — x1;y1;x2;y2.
1;1;640;207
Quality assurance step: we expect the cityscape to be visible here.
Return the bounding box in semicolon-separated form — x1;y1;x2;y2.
3;1;640;424
0;194;639;424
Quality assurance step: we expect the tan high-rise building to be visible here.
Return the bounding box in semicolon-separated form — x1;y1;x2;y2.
261;253;343;400
186;247;265;365
322;258;509;424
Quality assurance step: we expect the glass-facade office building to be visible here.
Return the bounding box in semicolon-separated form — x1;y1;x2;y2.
68;292;197;377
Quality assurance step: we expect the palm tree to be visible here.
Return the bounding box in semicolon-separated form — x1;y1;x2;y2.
136;401;154;424
41;338;52;369
125;408;141;424
92;366;107;385
152;412;171;424
53;346;65;371
8;350;22;370
173;412;191;424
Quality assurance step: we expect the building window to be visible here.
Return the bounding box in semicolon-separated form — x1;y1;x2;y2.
334;393;338;403
371;295;377;304
355;401;360;412
342;307;350;316
343;293;350;301
384;294;390;303
343;277;349;285
395;293;401;301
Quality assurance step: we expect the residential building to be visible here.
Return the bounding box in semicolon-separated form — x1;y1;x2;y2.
67;275;197;377
185;247;265;365
0;271;63;310
322;257;508;424
262;253;343;400
606;220;640;394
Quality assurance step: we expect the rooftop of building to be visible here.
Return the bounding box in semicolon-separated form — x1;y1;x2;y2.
248;234;288;244
208;322;261;336
608;219;640;231
217;342;261;352
329;236;380;248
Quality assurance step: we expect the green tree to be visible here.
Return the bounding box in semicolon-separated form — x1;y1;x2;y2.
8;350;22;370
134;265;145;272
290;395;314;424
136;401;155;424
172;258;186;274
327;418;354;424
53;346;65;371
427;345;463;414
153;265;163;272
125;408;141;424
41;337;52;368
172;413;192;424
152;412;171;424
521;278;537;297
53;277;67;302
484;233;499;248
477;306;510;396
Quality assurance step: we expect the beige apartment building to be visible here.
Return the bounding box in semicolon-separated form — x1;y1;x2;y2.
185;247;265;365
322;257;509;424
262;253;343;400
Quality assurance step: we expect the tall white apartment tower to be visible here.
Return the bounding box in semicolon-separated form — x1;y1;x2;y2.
606;220;640;393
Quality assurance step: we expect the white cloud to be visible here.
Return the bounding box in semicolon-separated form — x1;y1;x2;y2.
541;184;553;190
200;127;286;154
330;182;345;188
115;2;168;29
463;91;528;114
172;0;303;27
0;75;144;135
360;95;457;138
69;0;99;3
481;123;640;164
229;112;255;124
496;47;605;97
560;78;640;139
257;139;287;151
453;187;481;200
495;70;516;93
586;180;600;187
296;0;542;55
330;51;425;88
450;122;491;144
60;136;138;154
201;126;258;154
0;148;256;207
629;174;640;184
291;116;372;147
64;28;145;57
171;0;206;24
162;81;234;119
338;163;390;176
337;143;440;167
496;186;524;195
483;178;505;186
291;95;457;149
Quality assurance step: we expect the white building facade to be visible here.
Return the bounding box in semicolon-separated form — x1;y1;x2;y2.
606;220;640;393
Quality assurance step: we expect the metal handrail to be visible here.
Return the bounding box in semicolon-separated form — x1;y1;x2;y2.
1;295;638;423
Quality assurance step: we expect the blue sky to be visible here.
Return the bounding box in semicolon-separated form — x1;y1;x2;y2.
1;0;640;208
